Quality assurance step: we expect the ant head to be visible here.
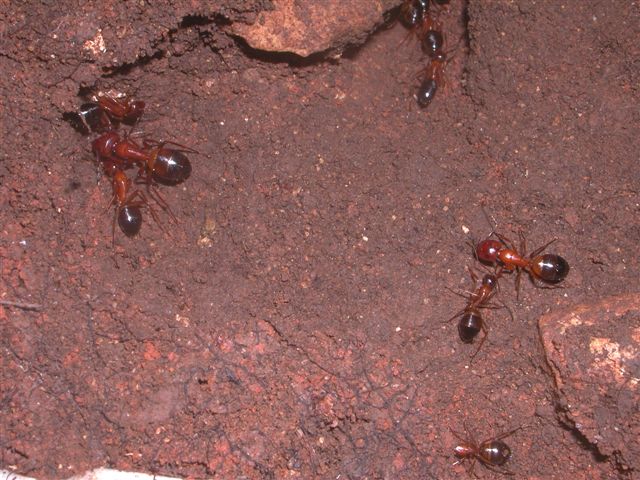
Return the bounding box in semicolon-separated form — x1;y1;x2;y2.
417;78;438;108
475;239;502;265
481;273;497;288
92;131;121;157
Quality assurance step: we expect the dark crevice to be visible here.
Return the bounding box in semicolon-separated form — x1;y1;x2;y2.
102;50;165;77
230;34;329;68
460;0;471;50
560;420;609;463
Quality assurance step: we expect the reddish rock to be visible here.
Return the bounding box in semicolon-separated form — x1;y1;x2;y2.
231;0;398;57
539;293;640;472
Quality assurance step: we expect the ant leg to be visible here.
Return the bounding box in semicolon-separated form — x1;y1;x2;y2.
468;238;480;260
446;285;477;300
480;205;499;238
147;184;178;224
111;207;119;246
126;190;168;236
444;309;464;324
141;195;165;234
103;192;117;215
142;138;198;154
482;463;515;476
468;457;479;479
460;423;481;479
399;28;417;47
94;160;103;184
133;171;178;224
528;238;558;258
494;231;516;250
515;268;522;300
469;317;489;362
132;169;173;220
498;298;515;323
463;421;478;449
492;426;523;442
466;265;479;285
518;231;527;256
529;272;566;292
450;426;472;448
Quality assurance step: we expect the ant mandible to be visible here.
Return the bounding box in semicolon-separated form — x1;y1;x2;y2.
474;232;570;298
451;423;522;477
447;267;511;360
77;91;145;134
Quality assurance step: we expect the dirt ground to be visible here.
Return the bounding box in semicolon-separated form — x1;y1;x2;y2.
1;1;639;479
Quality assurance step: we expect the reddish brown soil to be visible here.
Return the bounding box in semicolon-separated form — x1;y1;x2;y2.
1;1;639;479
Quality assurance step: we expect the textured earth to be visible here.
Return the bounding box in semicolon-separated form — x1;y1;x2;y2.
1;1;639;479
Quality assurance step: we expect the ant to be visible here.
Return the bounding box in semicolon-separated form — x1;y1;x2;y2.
92;131;193;186
76;91;145;134
416;24;448;108
474;232;570;299
451;423;522;477
108;168;162;243
447;267;512;360
398;0;451;108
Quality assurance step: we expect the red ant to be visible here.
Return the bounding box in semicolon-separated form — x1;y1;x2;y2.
416;24;449;108
451;423;522;477
93;132;187;227
76;91;145;134
398;0;451;108
108;168;162;243
92;131;193;186
474;232;570;299
447;267;512;360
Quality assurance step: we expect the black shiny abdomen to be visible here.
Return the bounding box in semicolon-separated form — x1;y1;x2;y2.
480;440;511;466
118;206;142;236
458;312;481;343
154;149;192;184
75;102;111;134
417;78;438;107
400;0;430;27
532;254;569;283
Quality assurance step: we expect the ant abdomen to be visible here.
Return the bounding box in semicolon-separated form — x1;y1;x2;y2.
78;102;111;133
400;0;430;28
154;149;192;184
480;440;511;466
118;205;142;237
417;78;438;107
458;310;482;343
531;254;569;283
